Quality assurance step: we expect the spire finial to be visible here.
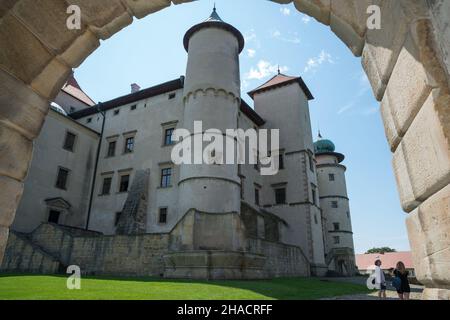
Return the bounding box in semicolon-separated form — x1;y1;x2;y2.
318;130;322;139
277;65;280;75
213;3;216;11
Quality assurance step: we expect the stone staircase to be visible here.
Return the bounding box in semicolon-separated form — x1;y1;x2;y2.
0;231;61;274
0;223;101;274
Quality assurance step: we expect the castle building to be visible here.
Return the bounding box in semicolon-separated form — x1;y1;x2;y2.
315;135;356;276
4;9;355;278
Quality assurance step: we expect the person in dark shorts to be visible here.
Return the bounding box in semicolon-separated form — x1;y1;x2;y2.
393;261;411;300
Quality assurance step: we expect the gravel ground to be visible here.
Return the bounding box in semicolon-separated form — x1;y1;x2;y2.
321;277;424;300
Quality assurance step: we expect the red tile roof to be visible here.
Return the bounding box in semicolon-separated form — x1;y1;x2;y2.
62;73;96;107
248;73;314;100
356;251;414;270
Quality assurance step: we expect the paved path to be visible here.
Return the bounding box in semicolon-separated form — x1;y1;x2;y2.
321;277;424;300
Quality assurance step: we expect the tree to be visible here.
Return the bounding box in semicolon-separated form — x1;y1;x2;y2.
366;247;397;254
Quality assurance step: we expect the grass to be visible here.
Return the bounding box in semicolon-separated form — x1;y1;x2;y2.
0;274;371;300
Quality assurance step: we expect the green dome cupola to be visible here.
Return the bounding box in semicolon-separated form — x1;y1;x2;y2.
314;138;336;154
314;132;345;163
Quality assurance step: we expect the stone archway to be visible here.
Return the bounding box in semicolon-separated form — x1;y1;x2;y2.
0;0;449;299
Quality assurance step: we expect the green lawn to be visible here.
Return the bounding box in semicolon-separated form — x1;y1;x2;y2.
0;274;371;300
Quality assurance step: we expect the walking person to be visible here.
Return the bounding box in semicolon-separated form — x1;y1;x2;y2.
374;259;387;299
392;261;411;300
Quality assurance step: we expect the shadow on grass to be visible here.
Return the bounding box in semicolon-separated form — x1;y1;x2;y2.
0;273;371;300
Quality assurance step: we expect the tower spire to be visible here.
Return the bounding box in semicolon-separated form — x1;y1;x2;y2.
277;65;280;75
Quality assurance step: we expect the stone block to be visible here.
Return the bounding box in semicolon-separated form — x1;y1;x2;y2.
124;0;171;19
13;0;86;53
362;0;409;100
0;0;18;19
0;68;48;140
0;175;23;228
91;11;133;40
0;13;53;84
394;89;450;207
59;30;100;69
422;288;450;300
330;0;373;56
0;226;8;266
31;58;72;99
0;125;33;181
65;0;127;29
406;185;450;290
293;0;331;25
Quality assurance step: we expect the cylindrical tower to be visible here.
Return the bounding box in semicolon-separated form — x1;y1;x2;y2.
314;134;356;276
178;8;244;217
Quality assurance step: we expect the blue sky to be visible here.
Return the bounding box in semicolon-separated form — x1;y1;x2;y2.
75;0;410;254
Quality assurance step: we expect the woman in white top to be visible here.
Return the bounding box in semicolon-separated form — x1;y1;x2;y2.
374;259;387;299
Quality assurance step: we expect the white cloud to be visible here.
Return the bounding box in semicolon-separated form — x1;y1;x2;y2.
304;50;334;73
338;102;355;115
338;72;375;116
280;8;291;16
247;49;256;58
244;29;261;49
245;60;289;80
244;29;257;42
270;30;301;44
301;15;312;24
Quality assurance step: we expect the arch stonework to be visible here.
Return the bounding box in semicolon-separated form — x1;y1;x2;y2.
0;0;448;298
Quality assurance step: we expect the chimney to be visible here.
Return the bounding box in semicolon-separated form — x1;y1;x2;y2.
131;83;141;93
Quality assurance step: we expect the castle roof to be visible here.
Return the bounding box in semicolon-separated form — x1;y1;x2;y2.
69;77;265;127
356;252;414;270
183;7;244;53
248;73;314;100
314;133;345;163
61;72;96;107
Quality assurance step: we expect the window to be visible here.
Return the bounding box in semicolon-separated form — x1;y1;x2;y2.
314;214;318;224
308;153;315;172
333;236;340;244
254;153;260;172
347;211;350;218
255;188;260;206
333;223;340;231
164;128;175;146
160;168;172;188
329;173;335;181
115;212;122;226
275;188;286;205
278;154;285;170
101;177;112;195
124;137;134;154
55;168;69;190
331;201;338;208
119;175;130;193
69;107;76;113
107;141;116;157
48;210;61;224
168;93;176;100
311;184;317;206
87;118;92;123
114;109;120;116
130;105;137;111
63;132;76;152
159;208;168;224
